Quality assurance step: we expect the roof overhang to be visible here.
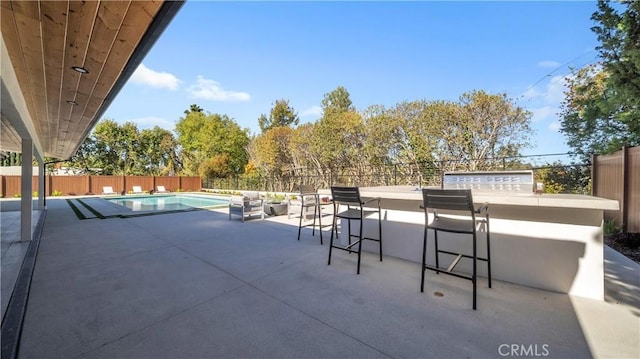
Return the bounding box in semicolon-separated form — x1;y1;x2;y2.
0;0;184;160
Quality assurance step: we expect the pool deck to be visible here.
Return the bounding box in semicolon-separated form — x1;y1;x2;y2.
1;197;638;358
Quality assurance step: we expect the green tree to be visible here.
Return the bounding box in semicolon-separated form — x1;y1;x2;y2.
175;110;250;176
312;110;365;177
437;90;532;171
66;138;99;174
184;104;204;115
0;151;23;166
250;126;295;188
592;0;640;125
139;126;181;175
321;86;354;117
560;0;640;158
92;119;124;175
258;99;300;133
559;65;626;158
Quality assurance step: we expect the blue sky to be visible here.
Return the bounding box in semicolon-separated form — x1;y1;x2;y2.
103;1;601;163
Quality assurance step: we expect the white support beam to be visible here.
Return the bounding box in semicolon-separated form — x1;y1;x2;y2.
21;139;33;242
0;36;44;158
38;158;45;209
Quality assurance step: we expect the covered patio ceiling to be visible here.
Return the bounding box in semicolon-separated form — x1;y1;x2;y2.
0;0;184;160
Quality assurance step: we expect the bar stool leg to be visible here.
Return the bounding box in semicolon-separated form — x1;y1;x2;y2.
297;199;304;241
328;211;337;265
486;220;492;288
434;229;440;274
311;203;317;237
318;203;323;245
378;207;383;261
356;215;363;274
473;232;477;310
421;220;428;293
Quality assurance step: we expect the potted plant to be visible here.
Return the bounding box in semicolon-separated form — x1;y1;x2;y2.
264;192;288;216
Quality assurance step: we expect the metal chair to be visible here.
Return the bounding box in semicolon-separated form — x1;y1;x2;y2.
229;191;264;222
420;188;491;310
295;185;332;244
328;186;382;274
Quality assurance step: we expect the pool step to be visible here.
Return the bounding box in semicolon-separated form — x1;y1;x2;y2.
68;199;99;219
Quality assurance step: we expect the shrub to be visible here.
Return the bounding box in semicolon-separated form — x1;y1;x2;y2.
52;190;63;196
13;193;20;198
604;219;621;235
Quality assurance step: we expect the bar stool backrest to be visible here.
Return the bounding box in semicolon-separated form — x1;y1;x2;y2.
422;188;475;213
330;186;362;206
299;184;316;195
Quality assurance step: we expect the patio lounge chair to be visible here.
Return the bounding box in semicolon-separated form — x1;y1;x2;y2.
156;185;170;193
229;191;264;222
132;186;144;194
102;186;117;195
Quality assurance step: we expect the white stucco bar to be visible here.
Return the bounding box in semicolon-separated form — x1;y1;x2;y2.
320;186;619;300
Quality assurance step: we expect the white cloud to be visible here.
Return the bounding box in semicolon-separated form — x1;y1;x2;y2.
548;121;561;132
522;87;543;100
187;76;250;102
544;75;567;104
130;64;180;90
538;60;561;68
129;116;174;131
529;106;557;122
300;105;322;119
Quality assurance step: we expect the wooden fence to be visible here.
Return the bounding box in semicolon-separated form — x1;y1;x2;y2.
592;146;640;233
0;175;201;197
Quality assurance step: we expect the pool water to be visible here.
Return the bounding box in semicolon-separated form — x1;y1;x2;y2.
105;194;228;211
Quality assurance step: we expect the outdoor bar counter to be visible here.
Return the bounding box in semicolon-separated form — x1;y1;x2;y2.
320;186;619;300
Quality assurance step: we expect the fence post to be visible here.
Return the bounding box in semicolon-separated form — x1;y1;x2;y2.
590;154;597;196
393;164;397;186
621;146;628;233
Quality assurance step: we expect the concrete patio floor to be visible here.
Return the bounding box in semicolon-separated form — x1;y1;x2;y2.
2;197;639;358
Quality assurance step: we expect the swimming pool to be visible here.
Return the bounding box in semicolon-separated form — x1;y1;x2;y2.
105;194;228;211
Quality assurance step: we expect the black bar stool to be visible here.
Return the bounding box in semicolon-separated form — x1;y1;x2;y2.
328;186;382;274
420;188;491;310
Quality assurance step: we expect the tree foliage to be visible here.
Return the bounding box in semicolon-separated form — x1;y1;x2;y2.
245;87;532;188
321;86;354;117
258;99;299;133
175;110;249;176
560;0;640;158
64;119;182;175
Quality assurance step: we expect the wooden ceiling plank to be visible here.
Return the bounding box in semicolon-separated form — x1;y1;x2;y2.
57;0;132;158
80;1;163;122
57;0;99;156
8;0;40;20
10;1;48;149
1;116;23;152
70;1;131;144
69;1;163;150
61;0;99;99
41;0;69;154
74;1;130;109
1;4;43;152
